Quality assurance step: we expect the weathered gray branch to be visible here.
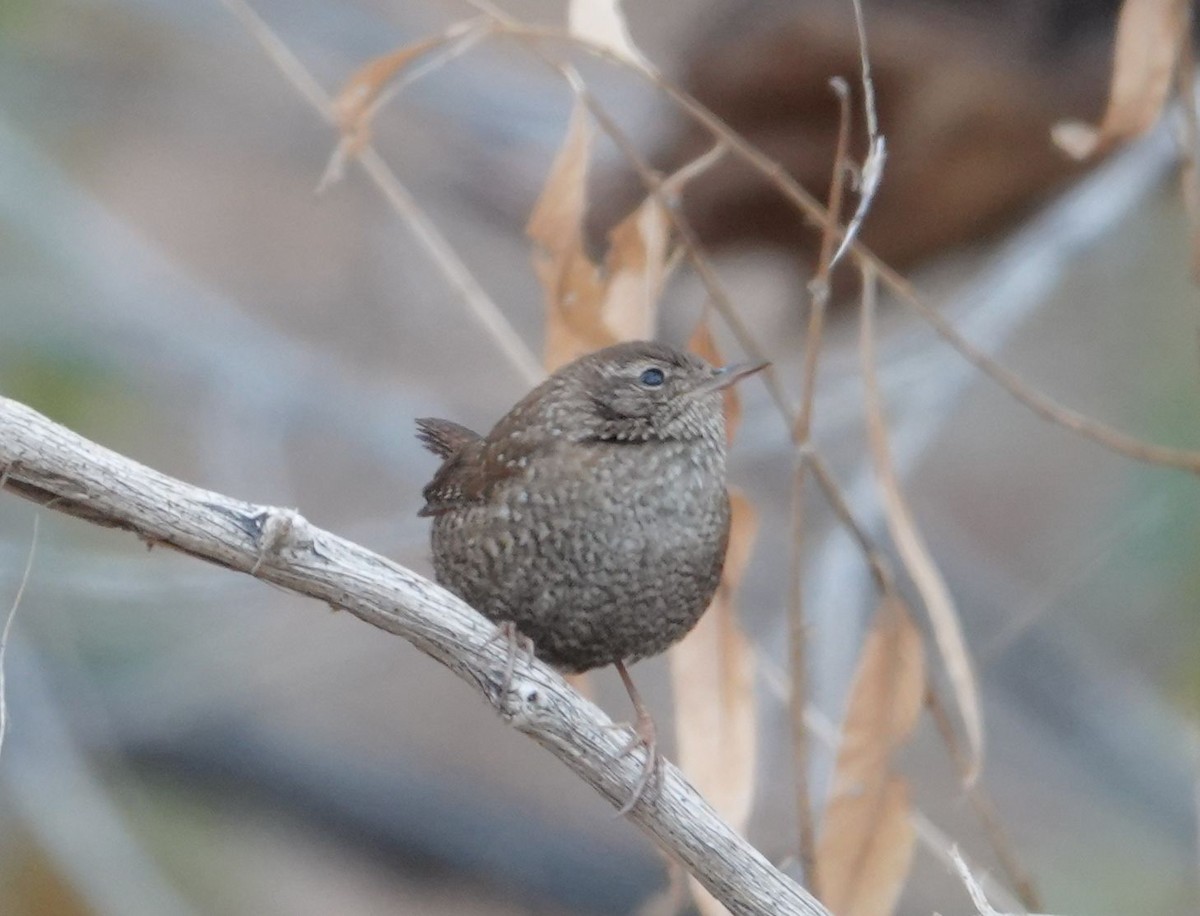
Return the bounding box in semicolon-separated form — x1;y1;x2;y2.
0;395;826;916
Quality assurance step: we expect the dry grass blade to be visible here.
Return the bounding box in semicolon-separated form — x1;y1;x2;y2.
599;183;672;342
859;265;984;779
0;514;37;760
321;22;487;189
599;144;722;340
815;593;923;916
323;35;448;184
830;0;886;271
220;0;543;386
668;488;760;916
925;685;1043;911
674;312;757;916
527;95;611;370
1053;0;1190;159
789;67;861;895
530;101;718;368
481;13;1200;471
758;651;1028;914
949;846;1066;916
568;0;649;72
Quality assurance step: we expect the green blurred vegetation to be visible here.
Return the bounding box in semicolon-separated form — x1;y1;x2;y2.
0;342;136;438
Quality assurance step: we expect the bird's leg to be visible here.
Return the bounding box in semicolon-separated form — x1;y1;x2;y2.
611;660;663;815
481;620;535;701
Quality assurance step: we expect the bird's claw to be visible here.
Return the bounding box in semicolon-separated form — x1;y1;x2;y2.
609;709;663;816
482;621;535;701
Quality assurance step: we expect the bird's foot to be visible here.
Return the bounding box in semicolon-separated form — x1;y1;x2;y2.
481;621;535;701
608;706;663;816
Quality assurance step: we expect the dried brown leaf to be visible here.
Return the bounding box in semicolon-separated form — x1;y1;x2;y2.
332;36;446;145
527;97;611;370
598;144;724;344
815;594;924;916
688;315;742;443
601;196;669;341
531;111;717;368
859;267;984;778
669;489;759;916
1052;0;1189;159
668;490;758;818
568;0;650;71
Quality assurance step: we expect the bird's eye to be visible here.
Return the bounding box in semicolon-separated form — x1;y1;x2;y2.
639;367;665;387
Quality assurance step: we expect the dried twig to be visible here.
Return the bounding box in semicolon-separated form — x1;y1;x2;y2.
0;514;37;759
948;845;1065;916
471;0;796;421
786;74;855;894
829;0;885;270
926;685;1042;911
0;395;828;916
802;450;895;594
483;17;1200;475
219;0;544;386
860;264;985;778
757;653;1027;915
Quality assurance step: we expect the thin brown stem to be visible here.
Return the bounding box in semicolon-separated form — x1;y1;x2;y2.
786;77;856;893
0;395;829;916
467;1;797;420
485;18;1200;476
220;0;544;386
926;684;1043;912
802;450;895;594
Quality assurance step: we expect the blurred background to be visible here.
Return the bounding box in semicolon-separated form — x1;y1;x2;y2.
0;0;1197;913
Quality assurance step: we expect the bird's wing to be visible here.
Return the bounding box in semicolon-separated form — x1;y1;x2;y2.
415;417;481;459
417;417;534;518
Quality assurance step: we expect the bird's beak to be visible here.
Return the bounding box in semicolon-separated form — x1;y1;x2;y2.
692;359;770;396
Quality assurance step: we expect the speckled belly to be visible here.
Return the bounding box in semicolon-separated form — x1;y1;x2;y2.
431;460;730;672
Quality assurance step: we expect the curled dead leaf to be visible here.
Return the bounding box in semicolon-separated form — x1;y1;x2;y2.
319;36;451;190
668;489;759;916
815;594;924;916
601;196;669;341
1052;0;1190;159
527;97;611;370
332;36;446;143
860;265;984;780
530;106;716;368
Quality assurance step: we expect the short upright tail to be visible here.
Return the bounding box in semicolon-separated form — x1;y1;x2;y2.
415;417;481;460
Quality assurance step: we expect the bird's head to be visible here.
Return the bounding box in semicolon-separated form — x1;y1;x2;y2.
547;341;767;445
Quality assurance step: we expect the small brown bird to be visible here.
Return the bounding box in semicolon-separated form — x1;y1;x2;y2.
416;341;766;811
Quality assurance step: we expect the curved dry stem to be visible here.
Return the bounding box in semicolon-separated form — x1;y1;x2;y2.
859;265;985;780
220;0;544;387
786;74;856;894
487;18;1200;476
0;395;828;916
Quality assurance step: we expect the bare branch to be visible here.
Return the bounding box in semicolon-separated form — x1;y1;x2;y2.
860;265;985;779
787;74;856;895
949;846;1065;916
483;17;1200;475
0;395;827;916
219;0;544;387
926;686;1042;911
829;0;885;270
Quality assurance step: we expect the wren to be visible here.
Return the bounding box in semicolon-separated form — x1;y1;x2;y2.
416;340;766;811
